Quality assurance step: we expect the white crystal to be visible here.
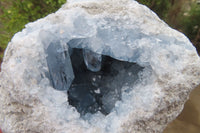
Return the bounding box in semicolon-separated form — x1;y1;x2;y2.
45;41;74;90
94;88;100;94
83;49;102;72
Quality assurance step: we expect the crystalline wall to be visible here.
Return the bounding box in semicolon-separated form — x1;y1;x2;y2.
0;0;200;133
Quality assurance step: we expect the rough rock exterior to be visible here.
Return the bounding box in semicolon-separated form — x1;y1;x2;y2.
0;0;200;133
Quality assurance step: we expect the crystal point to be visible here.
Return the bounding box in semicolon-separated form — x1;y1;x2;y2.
46;42;74;91
83;49;102;72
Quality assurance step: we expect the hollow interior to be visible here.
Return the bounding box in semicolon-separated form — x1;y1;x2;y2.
68;49;144;115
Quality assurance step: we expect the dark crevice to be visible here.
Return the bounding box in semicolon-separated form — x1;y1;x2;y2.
67;49;143;115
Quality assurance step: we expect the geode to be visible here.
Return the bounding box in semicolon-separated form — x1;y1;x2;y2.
0;0;200;133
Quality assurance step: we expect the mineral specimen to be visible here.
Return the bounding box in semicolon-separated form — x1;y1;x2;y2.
0;0;200;133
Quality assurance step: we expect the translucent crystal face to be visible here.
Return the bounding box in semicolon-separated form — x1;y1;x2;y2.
82;49;102;72
45;41;74;91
